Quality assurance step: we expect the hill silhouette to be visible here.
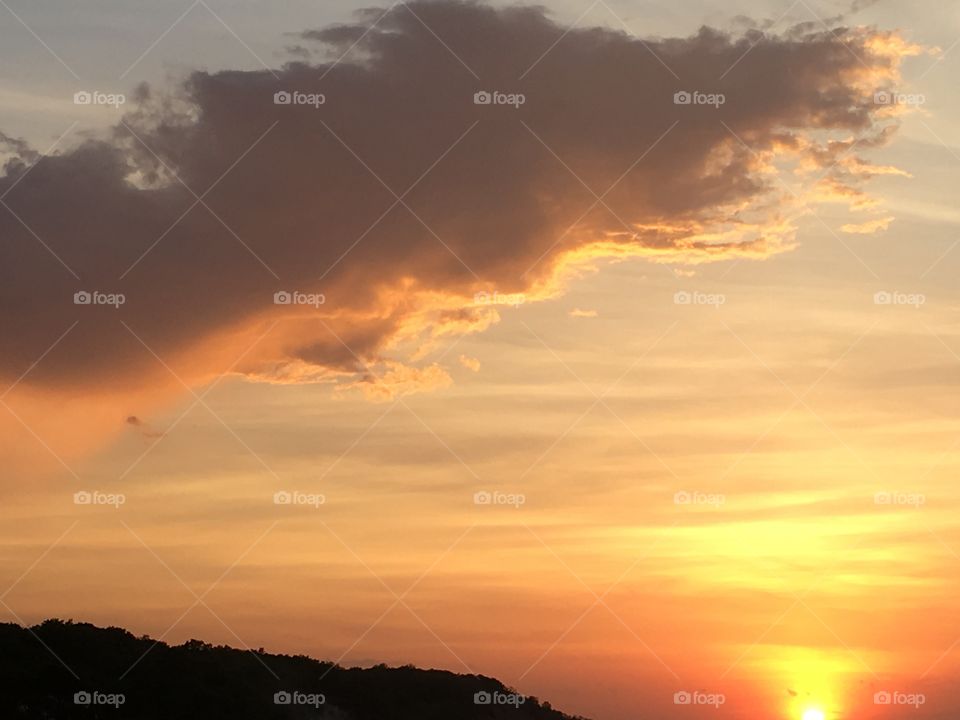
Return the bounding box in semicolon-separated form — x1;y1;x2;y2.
0;619;589;719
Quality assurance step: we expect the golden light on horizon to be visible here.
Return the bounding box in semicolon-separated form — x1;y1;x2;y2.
801;709;825;720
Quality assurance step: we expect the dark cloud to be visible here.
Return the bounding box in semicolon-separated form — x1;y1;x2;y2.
0;132;39;165
0;0;909;392
125;414;163;439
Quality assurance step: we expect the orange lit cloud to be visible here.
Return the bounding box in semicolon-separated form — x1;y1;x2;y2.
841;215;895;234
458;354;481;372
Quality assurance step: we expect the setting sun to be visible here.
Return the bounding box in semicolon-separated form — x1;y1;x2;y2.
802;710;826;720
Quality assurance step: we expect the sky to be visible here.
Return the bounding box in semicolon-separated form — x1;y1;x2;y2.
1;1;960;719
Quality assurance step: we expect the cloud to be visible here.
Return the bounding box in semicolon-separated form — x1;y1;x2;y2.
125;414;164;439
568;308;598;318
0;131;39;164
0;0;914;405
841;215;894;234
336;361;452;402
458;354;481;372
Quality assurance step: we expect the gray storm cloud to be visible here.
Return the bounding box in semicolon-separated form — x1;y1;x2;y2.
0;0;908;390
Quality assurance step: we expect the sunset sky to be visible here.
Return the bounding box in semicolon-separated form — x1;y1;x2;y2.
2;1;960;718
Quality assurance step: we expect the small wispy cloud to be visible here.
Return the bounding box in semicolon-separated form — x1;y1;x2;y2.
842;215;895;234
458;355;481;372
125;415;163;439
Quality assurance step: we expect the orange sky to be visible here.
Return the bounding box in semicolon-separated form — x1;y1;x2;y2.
2;2;960;719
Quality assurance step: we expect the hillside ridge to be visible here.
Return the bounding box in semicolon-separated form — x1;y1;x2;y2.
0;619;589;719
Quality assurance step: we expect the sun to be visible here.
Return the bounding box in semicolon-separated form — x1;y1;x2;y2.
802;710;825;720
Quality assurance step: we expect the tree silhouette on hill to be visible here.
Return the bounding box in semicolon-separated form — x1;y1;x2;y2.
0;620;590;719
